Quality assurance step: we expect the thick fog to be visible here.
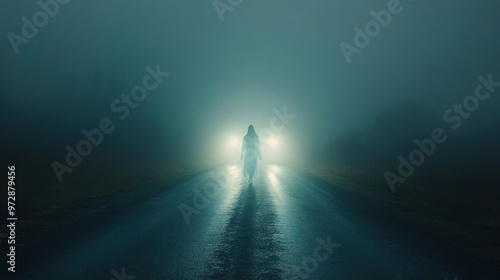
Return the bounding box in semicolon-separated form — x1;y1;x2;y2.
1;0;499;201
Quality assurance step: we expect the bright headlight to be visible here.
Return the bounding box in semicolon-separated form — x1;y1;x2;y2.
229;137;239;148
268;137;278;147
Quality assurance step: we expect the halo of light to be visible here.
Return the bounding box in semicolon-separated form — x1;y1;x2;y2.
229;137;239;148
268;137;278;147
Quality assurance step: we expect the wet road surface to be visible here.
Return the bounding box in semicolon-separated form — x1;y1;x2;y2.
12;164;483;279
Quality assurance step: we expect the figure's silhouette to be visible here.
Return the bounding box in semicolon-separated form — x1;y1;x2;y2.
240;125;262;184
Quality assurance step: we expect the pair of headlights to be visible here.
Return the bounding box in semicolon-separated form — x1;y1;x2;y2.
229;137;278;148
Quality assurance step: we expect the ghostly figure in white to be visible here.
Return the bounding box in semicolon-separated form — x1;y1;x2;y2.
240;125;262;184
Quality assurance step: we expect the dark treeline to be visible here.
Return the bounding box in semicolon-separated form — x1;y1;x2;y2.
325;98;500;209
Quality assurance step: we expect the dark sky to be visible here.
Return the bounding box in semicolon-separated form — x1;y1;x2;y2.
1;0;500;184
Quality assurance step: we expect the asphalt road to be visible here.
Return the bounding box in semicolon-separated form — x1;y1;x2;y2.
11;164;483;279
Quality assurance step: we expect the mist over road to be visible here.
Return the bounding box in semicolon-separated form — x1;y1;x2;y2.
2;1;500;279
14;165;477;279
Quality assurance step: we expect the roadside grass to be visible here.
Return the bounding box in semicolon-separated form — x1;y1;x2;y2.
16;160;210;231
296;163;500;266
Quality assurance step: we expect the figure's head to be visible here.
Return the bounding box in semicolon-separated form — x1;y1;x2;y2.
247;125;256;136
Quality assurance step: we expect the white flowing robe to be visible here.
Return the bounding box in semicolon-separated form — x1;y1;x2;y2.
241;134;261;180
